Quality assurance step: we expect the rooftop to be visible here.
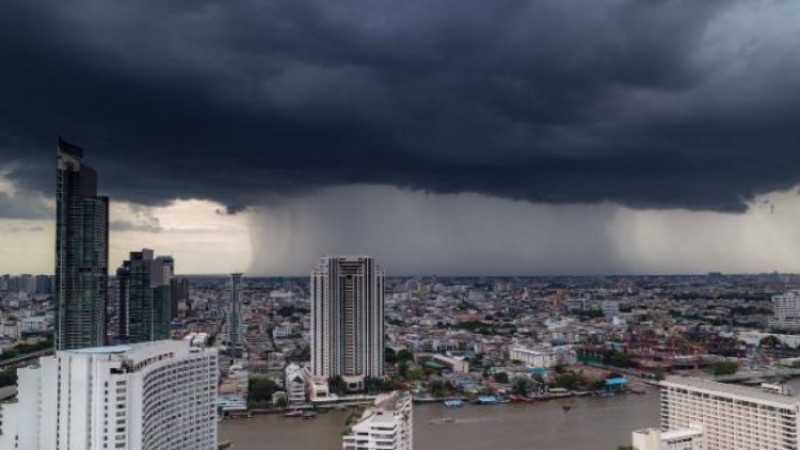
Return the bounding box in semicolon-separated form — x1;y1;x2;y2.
662;376;800;406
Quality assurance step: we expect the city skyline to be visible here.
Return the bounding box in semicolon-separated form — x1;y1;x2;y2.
2;1;800;275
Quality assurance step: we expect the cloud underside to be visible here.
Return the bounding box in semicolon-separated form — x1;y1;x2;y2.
0;0;799;215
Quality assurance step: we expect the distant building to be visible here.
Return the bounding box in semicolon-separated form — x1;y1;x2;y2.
115;249;173;343
227;273;244;356
55;137;109;350
0;340;218;450
632;427;704;450
171;276;190;317
34;274;52;295
19;274;35;294
510;345;576;368
342;391;413;450
769;291;800;331
660;376;800;450
311;256;385;390
601;300;620;319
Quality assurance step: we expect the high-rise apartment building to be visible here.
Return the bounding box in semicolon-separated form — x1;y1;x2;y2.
55;137;109;350
115;249;174;343
227;273;244;356
171;276;190;317
0;339;218;450
311;256;384;388
342;391;413;450
660;376;800;450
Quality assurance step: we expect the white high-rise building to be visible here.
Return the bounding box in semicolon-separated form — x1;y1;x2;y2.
342;391;413;450
311;256;384;389
660;376;800;450
770;291;800;330
632;427;704;450
227;273;244;356
0;340;218;450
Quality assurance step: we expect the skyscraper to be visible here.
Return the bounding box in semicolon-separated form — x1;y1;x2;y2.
226;273;244;356
311;256;384;389
55;137;109;350
115;249;174;343
170;276;190;318
0;340;219;450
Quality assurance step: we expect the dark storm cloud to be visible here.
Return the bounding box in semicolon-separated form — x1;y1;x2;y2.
1;0;798;215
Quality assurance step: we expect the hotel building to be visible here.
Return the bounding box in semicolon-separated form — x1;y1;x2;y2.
342;391;413;450
660;376;800;450
0;339;218;450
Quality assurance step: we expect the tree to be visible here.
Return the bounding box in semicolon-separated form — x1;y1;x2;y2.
248;376;283;406
760;335;782;348
429;380;451;398
493;371;510;384
397;349;414;363
708;360;739;376
328;376;348;396
398;361;409;379
511;377;533;396
272;391;288;408
0;369;17;388
385;348;397;364
364;376;385;394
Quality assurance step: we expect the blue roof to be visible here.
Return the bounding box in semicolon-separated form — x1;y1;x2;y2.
72;345;132;354
605;377;629;386
477;395;498;402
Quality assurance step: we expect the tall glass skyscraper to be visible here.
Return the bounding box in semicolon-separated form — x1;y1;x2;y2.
311;256;385;389
115;249;174;343
55;137;109;350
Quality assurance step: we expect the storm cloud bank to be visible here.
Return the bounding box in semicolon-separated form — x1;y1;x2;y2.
1;0;800;214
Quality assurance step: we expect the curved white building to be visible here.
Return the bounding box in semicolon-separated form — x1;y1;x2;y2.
0;339;218;450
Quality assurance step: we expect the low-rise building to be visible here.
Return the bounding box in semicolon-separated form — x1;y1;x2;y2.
632;427;704;450
342;391;413;450
285;363;307;405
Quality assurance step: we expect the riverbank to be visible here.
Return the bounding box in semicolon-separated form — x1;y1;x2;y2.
219;385;659;450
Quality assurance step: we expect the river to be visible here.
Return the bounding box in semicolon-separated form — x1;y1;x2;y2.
219;388;659;450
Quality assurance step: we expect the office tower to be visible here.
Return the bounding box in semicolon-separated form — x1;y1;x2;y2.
0;340;218;450
171;276;190;318
632;427;704;450
55;137;109;350
660;376;800;450
226;273;244;356
311;255;384;388
342;391;413;450
769;291;800;331
115;249;173;343
34;275;53;295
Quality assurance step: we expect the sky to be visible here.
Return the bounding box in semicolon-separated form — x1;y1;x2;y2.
1;0;800;276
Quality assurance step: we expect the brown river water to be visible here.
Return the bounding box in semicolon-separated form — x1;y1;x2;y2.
219;388;660;450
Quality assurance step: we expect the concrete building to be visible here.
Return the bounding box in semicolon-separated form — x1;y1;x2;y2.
509;345;576;368
55;137;109;350
227;273;244;356
311;256;384;389
342;391;413;450
632;427;704;450
0;339;218;450
602;300;620;319
285;363;307;405
660;376;800;450
769;291;800;331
